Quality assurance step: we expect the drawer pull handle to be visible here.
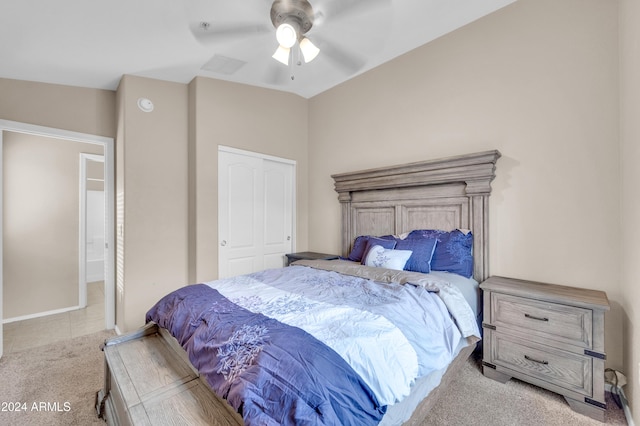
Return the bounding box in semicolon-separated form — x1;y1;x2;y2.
524;313;549;322
524;355;549;365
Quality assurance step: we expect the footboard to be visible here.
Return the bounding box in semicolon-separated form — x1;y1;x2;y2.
95;322;242;426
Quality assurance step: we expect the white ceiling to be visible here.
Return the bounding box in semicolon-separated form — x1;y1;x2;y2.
0;0;516;99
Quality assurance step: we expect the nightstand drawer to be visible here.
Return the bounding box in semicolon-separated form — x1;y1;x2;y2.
481;276;609;421
491;293;592;348
490;333;592;397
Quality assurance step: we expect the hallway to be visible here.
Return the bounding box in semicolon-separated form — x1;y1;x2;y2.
2;281;105;354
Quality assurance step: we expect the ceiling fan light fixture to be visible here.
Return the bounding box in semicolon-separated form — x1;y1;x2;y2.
276;23;298;48
270;0;316;66
299;37;320;63
272;45;291;65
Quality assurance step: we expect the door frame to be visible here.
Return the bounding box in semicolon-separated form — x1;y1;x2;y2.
0;119;115;358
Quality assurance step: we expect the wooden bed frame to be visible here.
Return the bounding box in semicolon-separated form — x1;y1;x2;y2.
96;150;501;425
332;149;500;424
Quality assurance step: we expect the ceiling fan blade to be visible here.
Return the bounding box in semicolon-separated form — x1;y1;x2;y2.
314;0;390;26
190;22;272;44
263;61;291;86
312;34;366;76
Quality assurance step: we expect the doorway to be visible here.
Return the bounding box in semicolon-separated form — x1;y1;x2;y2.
0;120;115;358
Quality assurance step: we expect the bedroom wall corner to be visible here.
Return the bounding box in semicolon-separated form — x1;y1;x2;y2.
187;79;198;285
620;0;640;420
189;77;309;283
116;75;189;333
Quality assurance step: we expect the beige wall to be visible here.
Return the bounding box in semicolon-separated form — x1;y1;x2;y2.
3;132;103;318
116;75;189;332
309;0;626;379
116;76;309;331
189;77;309;283
620;0;639;416
0;78;116;138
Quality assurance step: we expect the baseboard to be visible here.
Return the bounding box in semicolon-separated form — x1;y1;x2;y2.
3;305;81;324
606;383;635;426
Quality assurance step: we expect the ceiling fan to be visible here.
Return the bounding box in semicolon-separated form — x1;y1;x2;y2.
189;0;389;81
270;0;319;65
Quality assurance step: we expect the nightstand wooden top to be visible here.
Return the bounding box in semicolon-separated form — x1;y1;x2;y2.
480;275;609;311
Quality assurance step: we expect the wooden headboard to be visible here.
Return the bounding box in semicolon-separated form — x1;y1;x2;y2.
332;150;501;283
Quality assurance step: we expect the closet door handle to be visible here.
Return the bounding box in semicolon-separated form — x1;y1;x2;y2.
220;240;227;247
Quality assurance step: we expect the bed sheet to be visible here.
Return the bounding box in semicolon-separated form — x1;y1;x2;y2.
428;270;481;318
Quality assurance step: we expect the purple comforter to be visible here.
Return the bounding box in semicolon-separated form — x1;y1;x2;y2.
146;284;385;425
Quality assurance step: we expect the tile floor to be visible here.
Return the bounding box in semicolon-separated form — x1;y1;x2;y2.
2;281;105;354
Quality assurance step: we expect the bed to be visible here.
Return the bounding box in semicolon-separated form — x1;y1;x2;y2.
97;149;501;425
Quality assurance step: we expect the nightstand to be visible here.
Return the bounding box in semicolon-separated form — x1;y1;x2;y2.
285;251;340;266
480;276;610;422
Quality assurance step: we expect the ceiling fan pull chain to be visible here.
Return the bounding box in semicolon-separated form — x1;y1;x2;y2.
289;46;296;80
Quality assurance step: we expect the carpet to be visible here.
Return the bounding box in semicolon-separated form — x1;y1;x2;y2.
0;329;115;426
425;352;628;425
0;331;629;426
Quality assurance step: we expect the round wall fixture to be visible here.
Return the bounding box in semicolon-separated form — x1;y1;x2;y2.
137;97;154;112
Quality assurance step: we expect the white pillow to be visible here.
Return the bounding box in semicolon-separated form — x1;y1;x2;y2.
364;245;413;270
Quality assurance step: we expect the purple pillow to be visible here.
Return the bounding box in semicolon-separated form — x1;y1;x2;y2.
346;235;397;262
345;235;371;262
360;237;397;265
407;229;474;278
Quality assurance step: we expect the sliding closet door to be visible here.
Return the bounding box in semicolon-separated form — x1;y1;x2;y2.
262;159;294;269
218;148;294;279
